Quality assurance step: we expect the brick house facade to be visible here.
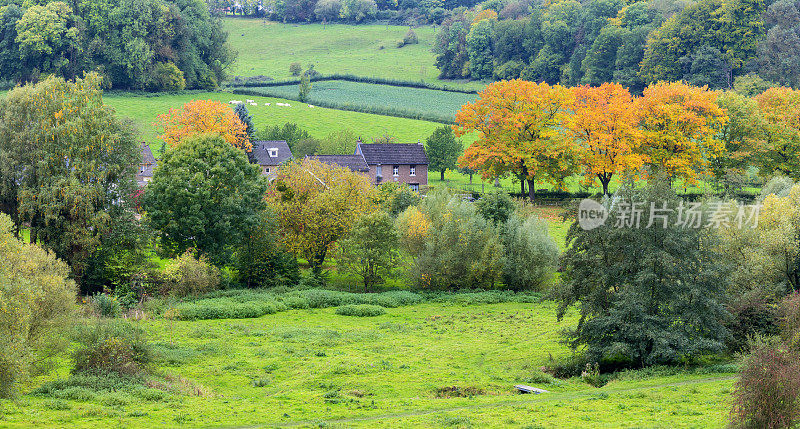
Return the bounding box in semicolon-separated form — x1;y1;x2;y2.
356;142;428;191
308;143;429;191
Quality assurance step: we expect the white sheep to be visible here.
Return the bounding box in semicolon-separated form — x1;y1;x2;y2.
246;99;254;103
308;104;314;108
250;102;257;106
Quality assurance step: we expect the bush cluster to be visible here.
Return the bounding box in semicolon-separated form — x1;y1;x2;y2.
72;320;152;376
335;304;387;317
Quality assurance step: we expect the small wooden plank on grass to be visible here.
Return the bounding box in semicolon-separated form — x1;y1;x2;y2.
514;385;549;394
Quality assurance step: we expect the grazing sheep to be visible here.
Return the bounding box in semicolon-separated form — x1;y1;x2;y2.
250;102;257;106
308;104;314;108
246;99;254;103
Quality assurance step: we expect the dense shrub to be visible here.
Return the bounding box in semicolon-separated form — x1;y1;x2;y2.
494;60;525;80
0;214;77;398
147;62;186;91
731;343;800;429
72;319;152;376
726;291;780;352
376;182;421;217
90;293;121;318
235;212;300;289
289;62;303;76
335;304;387;317
476;191;516;225
397;189;504;290
337;211;399;291
780;292;800;351
502;215;558;291
162;252;221;297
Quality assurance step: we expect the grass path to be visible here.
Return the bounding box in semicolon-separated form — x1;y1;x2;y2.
267;375;736;428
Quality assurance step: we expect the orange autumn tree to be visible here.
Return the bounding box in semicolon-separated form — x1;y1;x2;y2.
634;81;727;185
566;83;643;196
754;87;800;179
156;100;251;152
455;79;574;201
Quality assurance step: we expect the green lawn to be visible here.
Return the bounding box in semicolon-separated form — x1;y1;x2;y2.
0;300;736;428
239;80;478;122
223;18;486;91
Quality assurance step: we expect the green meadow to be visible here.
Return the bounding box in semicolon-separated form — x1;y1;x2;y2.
104;91;462;149
0;298;736;428
223;19;468;86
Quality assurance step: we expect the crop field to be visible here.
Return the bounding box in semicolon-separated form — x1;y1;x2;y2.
0;297;736;428
237;80;478;122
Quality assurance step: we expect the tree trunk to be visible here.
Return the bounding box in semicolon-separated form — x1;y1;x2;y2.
527;178;535;202
599;174;611;196
440;170;445;181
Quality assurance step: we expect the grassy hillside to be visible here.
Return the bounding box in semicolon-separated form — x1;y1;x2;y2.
224;19;438;81
222;19;486;91
237;80;478;122
0;299;735;427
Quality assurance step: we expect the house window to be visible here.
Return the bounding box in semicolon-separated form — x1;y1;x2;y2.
409;183;419;192
376;165;382;177
410;165;416;176
269;148;278;157
265;167;271;174
393;165;399;176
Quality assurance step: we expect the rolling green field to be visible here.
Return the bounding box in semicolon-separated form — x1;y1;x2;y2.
237;80;478;122
224;19;444;82
104;91;463;150
0;299;736;428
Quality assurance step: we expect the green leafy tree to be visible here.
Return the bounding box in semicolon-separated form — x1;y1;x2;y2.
0;213;76;398
144;133;268;266
556;182;731;368
433;12;470;79
0;74;139;282
14;2;80;81
396;188;504;290
502;214;558;291
235;211;300;288
475;191;515;225
337;211;399;291
466;18;495;79
298;73;312;102
425;126;462;181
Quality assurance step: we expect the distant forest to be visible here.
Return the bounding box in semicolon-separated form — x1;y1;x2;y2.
0;0;234;90
219;0;799;92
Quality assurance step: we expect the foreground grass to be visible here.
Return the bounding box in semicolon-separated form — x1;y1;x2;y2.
223;19;485;91
0;300;736;428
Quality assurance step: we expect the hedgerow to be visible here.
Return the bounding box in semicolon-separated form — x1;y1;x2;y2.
165;288;539;321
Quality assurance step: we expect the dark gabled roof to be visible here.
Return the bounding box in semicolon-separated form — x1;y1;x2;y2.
307;155;370;173
139;143;156;178
357;143;429;165
252;140;293;165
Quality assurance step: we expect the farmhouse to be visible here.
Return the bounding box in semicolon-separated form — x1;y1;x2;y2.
136;143;157;187
356;142;428;191
310;142;429;190
251;140;293;176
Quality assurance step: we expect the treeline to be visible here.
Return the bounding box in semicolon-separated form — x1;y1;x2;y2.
435;0;800;91
208;0;481;24
456;79;800;200
0;0;233;90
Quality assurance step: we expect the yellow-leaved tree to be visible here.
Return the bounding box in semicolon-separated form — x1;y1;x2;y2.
267;159;377;276
634;81;728;185
455;79;575;201
566;83;643;195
